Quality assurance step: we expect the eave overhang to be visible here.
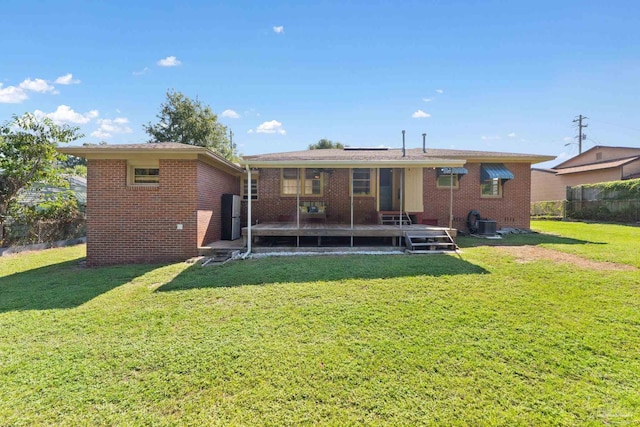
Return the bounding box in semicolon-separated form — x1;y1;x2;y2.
240;158;467;168
58;145;245;176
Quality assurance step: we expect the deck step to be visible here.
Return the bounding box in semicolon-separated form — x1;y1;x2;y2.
404;230;457;252
379;212;412;225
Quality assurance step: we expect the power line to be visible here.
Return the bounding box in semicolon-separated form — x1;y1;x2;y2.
589;119;640;135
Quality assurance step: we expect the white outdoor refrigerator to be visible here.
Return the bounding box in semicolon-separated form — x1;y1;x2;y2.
221;194;241;240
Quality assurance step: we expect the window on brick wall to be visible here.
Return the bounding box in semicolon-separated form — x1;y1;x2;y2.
128;161;160;185
480;164;513;198
242;176;258;200
352;168;374;196
480;178;502;197
281;168;323;196
436;174;459;189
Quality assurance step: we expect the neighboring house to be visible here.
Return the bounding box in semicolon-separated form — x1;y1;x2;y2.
59;143;243;266
60;143;552;266
532;146;640;202
18;175;87;208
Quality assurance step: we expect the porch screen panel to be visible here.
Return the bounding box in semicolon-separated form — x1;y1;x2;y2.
403;168;424;212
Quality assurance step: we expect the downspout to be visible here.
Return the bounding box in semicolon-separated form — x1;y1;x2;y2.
296;168;300;247
242;164;252;258
400;168;404;231
350;168;354;247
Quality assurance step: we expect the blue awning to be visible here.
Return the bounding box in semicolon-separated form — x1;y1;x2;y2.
437;167;468;176
481;163;514;181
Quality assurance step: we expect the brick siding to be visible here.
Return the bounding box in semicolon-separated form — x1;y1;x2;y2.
86;158;238;266
245;164;532;230
423;163;531;230
196;162;240;246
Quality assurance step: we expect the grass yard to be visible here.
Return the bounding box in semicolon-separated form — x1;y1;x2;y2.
1;220;639;425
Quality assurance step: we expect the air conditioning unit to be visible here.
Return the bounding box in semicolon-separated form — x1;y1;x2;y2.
477;220;497;235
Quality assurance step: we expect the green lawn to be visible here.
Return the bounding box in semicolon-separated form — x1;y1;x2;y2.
1;221;639;425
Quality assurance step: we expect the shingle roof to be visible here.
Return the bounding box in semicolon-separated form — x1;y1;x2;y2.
554;156;640;175
58;142;244;173
243;147;553;164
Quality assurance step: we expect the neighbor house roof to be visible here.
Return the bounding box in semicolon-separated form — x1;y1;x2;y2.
554;156;640;175
242;147;553;168
58;143;244;175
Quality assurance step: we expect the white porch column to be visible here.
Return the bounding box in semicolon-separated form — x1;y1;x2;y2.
296;168;300;247
449;167;454;229
245;165;252;256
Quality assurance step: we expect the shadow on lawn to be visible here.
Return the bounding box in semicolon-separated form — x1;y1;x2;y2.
457;232;599;249
159;253;489;292
0;259;160;313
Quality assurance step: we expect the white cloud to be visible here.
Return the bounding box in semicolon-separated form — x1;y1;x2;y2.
157;56;181;67
273;26;284;34
435;89;443;94
508;132;516;137
90;117;133;138
19;78;55;93
247;129;254;134
411;110;431;118
222;109;240;119
34;105;99;125
55;73;80;85
481;135;501;141
563;136;573;142
133;67;149;76
256;120;286;135
0;84;28;103
422;97;433;102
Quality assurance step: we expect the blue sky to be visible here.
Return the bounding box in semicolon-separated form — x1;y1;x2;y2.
1;0;639;167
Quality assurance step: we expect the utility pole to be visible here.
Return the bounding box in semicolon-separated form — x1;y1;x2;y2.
572;115;588;154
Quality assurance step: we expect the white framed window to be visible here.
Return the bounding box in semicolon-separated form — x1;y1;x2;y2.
128;161;160;185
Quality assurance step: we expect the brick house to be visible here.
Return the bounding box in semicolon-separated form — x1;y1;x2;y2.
61;143;552;265
242;147;552;236
59;143;243;266
531;146;640;202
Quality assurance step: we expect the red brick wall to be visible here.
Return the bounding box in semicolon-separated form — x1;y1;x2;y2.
86;159;199;266
244;168;377;224
247;164;532;230
196;162;240;246
423;163;532;230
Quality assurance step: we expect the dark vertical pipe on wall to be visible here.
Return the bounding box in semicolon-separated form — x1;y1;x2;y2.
402;130;406;157
422;133;426;153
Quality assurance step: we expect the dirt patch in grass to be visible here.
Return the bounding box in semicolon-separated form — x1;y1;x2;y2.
494;245;637;271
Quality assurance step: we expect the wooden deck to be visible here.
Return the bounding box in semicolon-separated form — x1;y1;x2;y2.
242;222;456;247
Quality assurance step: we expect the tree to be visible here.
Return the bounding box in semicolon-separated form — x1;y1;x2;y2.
308;138;344;150
143;89;238;160
0;113;82;240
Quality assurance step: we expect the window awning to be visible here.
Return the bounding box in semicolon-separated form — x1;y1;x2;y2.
437;167;468;176
481;163;514;181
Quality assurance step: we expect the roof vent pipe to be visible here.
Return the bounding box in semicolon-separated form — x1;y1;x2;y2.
402;130;406;157
422;133;426;153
